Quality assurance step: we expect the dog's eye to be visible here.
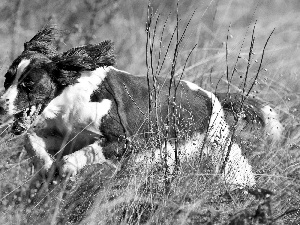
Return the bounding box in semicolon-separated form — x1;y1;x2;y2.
21;80;35;90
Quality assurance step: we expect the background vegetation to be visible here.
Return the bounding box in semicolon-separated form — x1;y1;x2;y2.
0;0;300;224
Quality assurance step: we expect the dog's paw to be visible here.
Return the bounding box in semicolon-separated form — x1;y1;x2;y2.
59;161;78;178
39;161;54;178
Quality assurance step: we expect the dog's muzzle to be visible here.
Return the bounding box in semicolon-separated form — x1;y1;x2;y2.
11;104;43;135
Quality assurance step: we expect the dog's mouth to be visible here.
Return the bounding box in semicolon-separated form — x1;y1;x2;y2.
12;104;43;135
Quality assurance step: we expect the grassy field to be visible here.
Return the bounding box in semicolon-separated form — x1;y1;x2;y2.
0;0;300;224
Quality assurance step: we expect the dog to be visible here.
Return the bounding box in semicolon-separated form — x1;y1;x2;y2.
0;26;282;188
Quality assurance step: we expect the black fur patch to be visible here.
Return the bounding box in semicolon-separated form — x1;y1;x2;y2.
50;40;116;86
54;40;115;71
60;40;115;66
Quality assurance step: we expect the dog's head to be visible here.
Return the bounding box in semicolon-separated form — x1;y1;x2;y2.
0;25;115;134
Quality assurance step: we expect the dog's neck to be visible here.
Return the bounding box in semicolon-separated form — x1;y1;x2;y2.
41;66;112;121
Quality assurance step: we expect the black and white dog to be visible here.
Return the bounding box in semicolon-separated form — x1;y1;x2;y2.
0;26;282;188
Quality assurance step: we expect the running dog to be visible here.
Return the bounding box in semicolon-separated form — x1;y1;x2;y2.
0;26;282;188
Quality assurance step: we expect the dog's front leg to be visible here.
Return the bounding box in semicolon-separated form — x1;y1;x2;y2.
60;140;118;177
25;130;62;175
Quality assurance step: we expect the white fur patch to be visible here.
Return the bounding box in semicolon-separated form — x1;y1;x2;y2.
25;131;54;171
261;105;283;141
182;80;230;154
180;133;206;157
2;85;18;115
222;143;256;188
135;141;177;173
181;80;255;188
165;133;209;172
42;67;111;134
16;59;31;82
61;141;116;176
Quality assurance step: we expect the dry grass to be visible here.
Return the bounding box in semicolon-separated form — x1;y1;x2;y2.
0;0;300;224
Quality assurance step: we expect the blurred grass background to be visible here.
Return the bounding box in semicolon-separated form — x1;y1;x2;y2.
0;0;300;108
0;0;300;224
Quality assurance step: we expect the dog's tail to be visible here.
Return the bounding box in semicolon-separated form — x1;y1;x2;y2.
216;93;283;142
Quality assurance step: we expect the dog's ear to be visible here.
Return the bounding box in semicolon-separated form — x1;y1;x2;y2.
53;56;97;72
50;40;115;86
24;25;60;58
53;40;115;72
78;40;116;67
